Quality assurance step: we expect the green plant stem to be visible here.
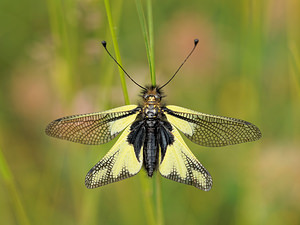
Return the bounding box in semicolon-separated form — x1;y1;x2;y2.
103;1;156;224
140;174;156;225
145;1;163;224
104;0;130;105
288;42;300;139
135;0;156;85
136;1;163;225
0;146;31;225
155;174;164;225
47;0;77;103
147;0;156;86
289;43;300;77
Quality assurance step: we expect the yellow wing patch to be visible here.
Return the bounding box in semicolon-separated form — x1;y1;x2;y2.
85;126;143;188
45;105;139;145
105;105;139;136
159;125;212;191
165;105;262;147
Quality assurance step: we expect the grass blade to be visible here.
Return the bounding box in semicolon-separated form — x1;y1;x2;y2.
104;0;130;105
155;174;164;225
135;0;155;86
0;146;31;225
103;2;156;224
136;1;163;225
147;0;156;86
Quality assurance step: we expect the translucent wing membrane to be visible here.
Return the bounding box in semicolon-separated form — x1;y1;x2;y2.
85;126;143;188
159;125;212;190
164;105;261;147
45;105;139;145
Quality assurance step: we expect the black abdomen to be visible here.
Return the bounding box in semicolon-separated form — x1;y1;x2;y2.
143;118;174;177
143;125;158;177
128;110;174;177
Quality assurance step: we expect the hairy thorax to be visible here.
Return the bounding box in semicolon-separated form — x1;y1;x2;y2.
142;86;162;122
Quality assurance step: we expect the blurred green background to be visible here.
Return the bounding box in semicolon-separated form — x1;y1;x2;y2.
1;0;300;225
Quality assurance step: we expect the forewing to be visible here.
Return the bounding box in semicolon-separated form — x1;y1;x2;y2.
85;126;143;188
45;105;139;145
164;105;261;147
159;125;212;190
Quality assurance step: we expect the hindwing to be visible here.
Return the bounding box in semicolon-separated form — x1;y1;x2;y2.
45;105;140;145
85;126;143;188
159;125;212;191
163;105;262;147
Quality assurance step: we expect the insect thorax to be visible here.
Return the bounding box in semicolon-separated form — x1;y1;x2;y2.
142;85;162;120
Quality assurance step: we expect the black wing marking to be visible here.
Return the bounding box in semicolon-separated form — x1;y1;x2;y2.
45;105;140;145
163;105;261;147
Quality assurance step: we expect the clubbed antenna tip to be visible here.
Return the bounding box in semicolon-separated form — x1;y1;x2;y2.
100;40;146;90
101;41;107;48
159;38;199;90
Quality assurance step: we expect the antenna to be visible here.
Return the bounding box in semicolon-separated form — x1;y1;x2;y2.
159;39;199;90
101;41;146;90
